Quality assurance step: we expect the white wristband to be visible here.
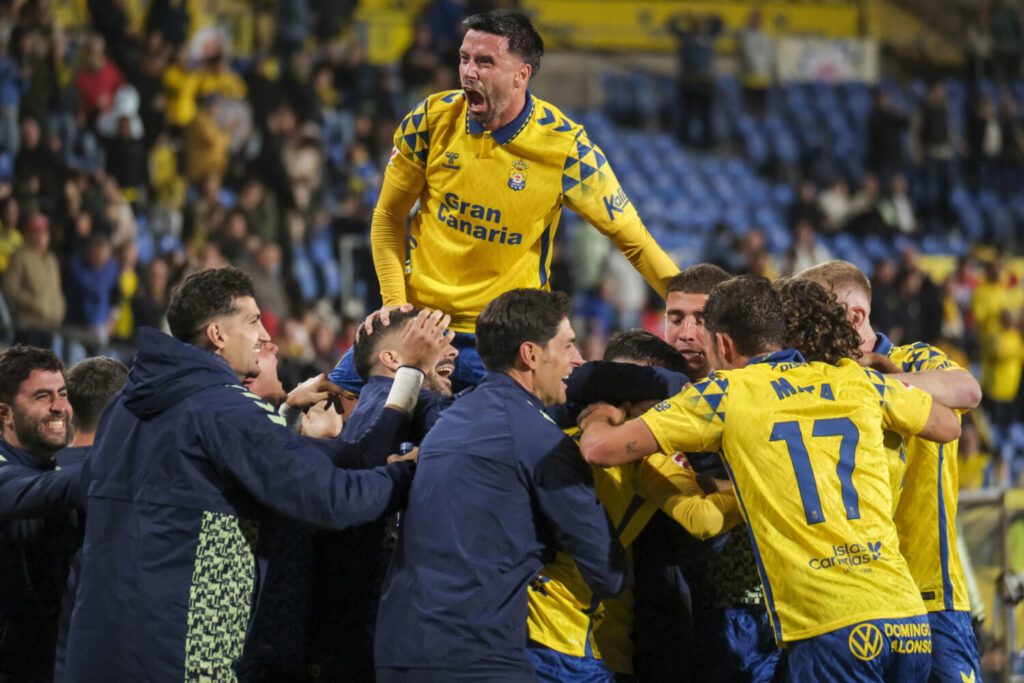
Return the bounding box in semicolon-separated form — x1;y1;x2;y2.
278;402;303;433
386;366;424;415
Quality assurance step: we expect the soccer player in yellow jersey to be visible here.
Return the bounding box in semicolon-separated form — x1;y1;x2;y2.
526;330;687;680
640;263;782;683
798;261;983;683
370;10;678;387
579;275;962;682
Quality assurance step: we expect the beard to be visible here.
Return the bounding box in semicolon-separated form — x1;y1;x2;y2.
424;371;454;397
11;410;69;459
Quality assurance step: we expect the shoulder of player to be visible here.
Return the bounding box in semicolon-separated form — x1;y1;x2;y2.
500;391;572;452
195;384;285;427
890;341;959;371
397;90;465;132
525;95;589;145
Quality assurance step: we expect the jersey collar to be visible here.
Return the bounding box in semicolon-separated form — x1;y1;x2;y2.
466;91;535;145
872;332;894;357
748;348;806;366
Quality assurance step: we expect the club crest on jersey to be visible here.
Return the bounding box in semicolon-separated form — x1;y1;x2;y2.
443;151;461;170
671;452;691;469
508;159;529;191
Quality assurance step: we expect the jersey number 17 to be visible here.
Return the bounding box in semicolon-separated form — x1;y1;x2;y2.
770;417;861;525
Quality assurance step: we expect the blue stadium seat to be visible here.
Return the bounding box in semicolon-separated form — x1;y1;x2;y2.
628;70;658;122
292;254;319;302
136;233;155;264
309;229;334;265
158;234;183;256
772;183;796;210
318;259;340;299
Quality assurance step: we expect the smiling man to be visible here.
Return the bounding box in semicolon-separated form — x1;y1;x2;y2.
64;267;454;682
370;9;678;389
0;346;77;681
375;288;628;682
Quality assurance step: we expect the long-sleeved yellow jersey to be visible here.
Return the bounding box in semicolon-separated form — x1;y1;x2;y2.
373;90;678;332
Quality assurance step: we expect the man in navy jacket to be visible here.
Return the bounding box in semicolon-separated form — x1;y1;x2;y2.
375;289;629;682
0;346;77;682
63;267;452;682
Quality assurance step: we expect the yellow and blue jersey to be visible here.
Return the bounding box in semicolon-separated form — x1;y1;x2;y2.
641;350;931;644
527;429;657;674
876;333;971;613
380;90;677;332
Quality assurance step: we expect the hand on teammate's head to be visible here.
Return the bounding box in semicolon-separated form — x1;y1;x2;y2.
362;303;416;338
399;309;455;374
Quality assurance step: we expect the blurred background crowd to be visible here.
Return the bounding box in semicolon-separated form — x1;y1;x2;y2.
3;0;1024;676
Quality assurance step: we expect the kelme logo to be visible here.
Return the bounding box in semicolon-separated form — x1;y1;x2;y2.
848;623;883;661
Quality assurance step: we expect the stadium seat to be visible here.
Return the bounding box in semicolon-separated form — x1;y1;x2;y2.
318;259;341;299
292;253;320;303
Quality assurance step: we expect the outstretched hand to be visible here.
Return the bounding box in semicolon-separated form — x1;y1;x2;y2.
286;373;345;410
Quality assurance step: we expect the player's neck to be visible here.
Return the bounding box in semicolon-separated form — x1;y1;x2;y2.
860;328;878;353
504;367;546;405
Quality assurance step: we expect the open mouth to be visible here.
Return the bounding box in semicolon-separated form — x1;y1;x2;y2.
44;418;66;434
463;86;485;112
436;364;455;380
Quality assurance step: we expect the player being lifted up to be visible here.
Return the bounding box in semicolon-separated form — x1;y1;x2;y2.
371;9;678;387
579;275;961;682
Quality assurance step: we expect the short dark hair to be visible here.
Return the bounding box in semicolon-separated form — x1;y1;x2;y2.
351;308;422;381
66;357;129;433
776;278;863;364
703;275;786;357
666;263;731;296
603;329;688;374
166;267;256;344
476;289;571;372
463;10;544;76
0;346;63;405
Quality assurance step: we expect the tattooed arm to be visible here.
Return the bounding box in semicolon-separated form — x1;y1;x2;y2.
577;402;660;467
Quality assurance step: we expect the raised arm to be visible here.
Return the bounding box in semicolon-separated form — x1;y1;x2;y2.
559;131;679;297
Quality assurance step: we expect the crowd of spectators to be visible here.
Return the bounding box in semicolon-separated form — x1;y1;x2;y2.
1;0;1024;485
0;0;484;384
